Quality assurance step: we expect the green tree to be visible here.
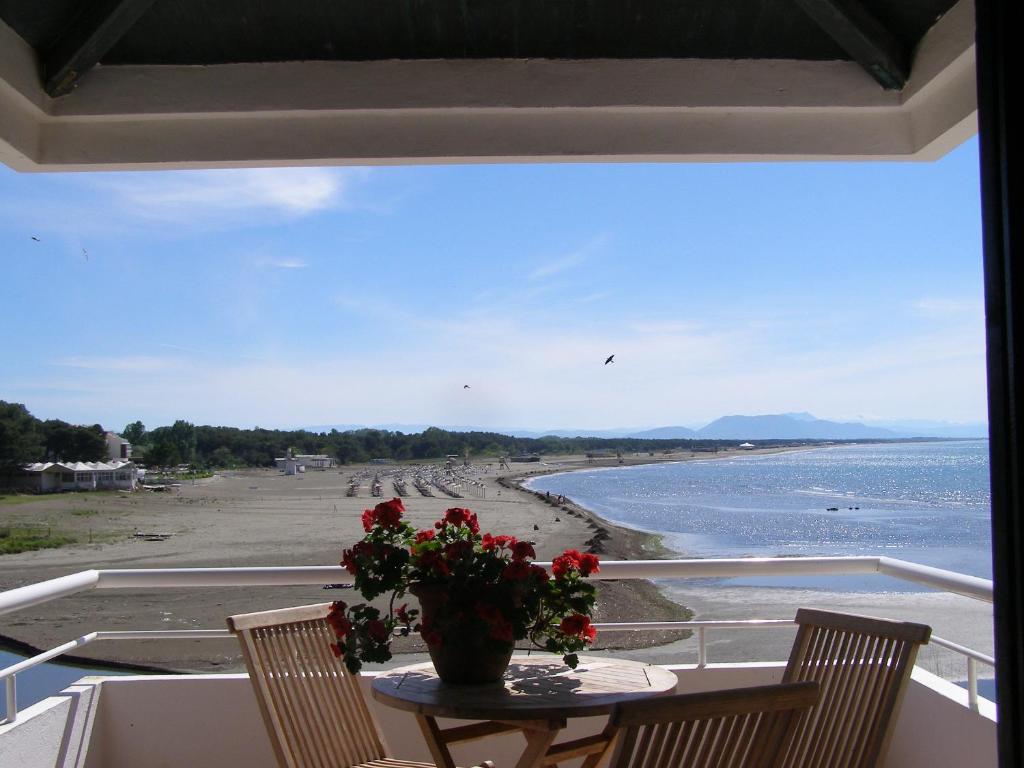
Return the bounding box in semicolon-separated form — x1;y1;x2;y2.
209;446;238;468
122;420;146;445
149;420;197;464
41;420;106;461
0;401;43;484
146;441;181;468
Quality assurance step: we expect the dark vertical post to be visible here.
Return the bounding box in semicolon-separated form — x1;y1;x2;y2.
975;0;1023;764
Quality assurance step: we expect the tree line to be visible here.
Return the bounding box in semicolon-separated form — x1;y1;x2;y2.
130;421;741;468
0;401;107;466
2;400;803;471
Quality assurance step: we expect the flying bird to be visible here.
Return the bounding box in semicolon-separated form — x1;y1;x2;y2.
463;384;471;389
31;236;40;242
604;354;615;365
83;248;88;261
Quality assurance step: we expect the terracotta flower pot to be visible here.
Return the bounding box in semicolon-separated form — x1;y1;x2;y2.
410;582;514;685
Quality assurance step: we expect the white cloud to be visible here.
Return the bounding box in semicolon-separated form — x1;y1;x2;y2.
529;251;587;280
910;296;984;319
51;356;178;372
630;320;703;335
24;303;988;430
528;235;609;281
104;168;351;219
272;258;308;269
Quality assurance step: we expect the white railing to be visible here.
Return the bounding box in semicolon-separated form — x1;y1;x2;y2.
0;556;995;723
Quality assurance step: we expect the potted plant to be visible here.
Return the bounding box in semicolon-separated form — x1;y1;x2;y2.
327;498;600;684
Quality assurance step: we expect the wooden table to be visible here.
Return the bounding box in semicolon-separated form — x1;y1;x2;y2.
371;656;677;768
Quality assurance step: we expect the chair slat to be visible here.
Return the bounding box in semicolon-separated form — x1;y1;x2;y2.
607;682;818;768
780;609;931;768
229;603;396;768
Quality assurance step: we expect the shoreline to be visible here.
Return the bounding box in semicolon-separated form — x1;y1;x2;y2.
501;447;995;680
0;441;993;680
0;455;708;672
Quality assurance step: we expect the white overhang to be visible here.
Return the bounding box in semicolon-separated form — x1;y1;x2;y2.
0;0;976;171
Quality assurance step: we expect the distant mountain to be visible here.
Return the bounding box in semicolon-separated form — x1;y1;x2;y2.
303;423;645;438
863;419;988;439
627;426;699;439
302;414;987;441
697;414;897;440
782;411;819;422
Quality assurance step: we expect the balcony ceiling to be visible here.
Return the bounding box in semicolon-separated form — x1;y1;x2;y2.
0;1;957;75
0;0;977;170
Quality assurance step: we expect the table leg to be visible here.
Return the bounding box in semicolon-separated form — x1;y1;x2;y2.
416;714;458;768
514;728;558;768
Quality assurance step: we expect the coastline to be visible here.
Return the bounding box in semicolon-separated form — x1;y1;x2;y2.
0;441;991;681
504;446;995;680
0;454;709;672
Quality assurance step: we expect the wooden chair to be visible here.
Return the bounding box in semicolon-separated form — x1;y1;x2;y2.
542;681;820;768
778;608;932;768
227;603;493;768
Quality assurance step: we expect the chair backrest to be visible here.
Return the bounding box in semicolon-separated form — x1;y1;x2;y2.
779;608;932;768
605;681;820;768
227;602;387;768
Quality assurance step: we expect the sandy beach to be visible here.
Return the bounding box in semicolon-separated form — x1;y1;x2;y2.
0;445;993;684
0;451;704;672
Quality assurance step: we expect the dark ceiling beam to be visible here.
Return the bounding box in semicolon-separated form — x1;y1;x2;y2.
44;0;158;97
792;0;909;90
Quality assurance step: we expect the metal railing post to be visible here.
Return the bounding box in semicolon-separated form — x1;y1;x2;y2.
968;657;979;712
698;627;707;667
5;674;16;724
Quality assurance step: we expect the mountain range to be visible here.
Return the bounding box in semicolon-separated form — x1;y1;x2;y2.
304;413;987;440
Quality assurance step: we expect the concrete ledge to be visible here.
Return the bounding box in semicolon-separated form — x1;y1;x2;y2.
0;662;997;768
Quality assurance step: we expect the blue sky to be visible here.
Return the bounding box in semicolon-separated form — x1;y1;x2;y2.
0;139;986;432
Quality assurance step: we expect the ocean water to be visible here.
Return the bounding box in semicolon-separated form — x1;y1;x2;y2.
0;649;129;719
527;440;991;591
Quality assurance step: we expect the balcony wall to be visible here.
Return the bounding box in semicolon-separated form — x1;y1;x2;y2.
0;662;997;768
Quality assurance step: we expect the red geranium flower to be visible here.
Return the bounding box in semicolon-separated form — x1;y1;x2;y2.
367;619;389;642
415;550;451;577
559;614;597;643
439;507;480;534
444;540;474;562
332;504;598;675
361;508;375;532
552;549;583;579
578;553;600;576
341;540;375;574
374;498;405;528
502;560;532;582
512;540;536;561
529;564;550;581
326;603;353;639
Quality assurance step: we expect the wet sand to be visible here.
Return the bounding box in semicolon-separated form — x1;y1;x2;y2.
0;451;716;672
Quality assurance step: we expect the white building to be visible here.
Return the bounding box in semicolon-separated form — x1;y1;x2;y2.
274;454;335;471
105;432;132;461
21;461;139;493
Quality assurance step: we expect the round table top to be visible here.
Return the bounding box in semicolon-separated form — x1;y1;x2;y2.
371;656;678;721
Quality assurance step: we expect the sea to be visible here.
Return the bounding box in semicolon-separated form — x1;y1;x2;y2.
0;649;130;720
526;440;992;592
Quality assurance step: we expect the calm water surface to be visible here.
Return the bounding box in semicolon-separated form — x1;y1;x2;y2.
0;649;129;719
528;440;991;591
